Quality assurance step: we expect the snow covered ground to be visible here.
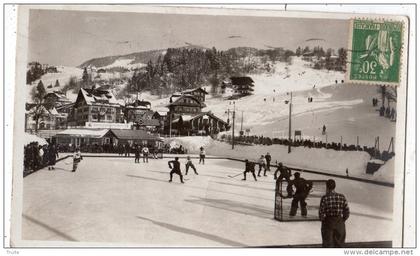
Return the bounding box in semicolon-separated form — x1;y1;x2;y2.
148;57;395;151
101;58;146;70
27;56;395;151
26;66;83;102
22;157;393;246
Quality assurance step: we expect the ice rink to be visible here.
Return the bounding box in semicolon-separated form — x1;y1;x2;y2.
22;156;394;246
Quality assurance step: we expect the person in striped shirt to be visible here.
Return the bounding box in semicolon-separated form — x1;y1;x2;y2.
319;179;350;247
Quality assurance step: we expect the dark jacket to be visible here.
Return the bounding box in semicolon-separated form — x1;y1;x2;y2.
47;145;58;164
245;161;255;172
168;160;181;171
134;147;140;157
292;177;312;197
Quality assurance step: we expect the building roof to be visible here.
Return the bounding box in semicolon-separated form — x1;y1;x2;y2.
37;129;65;139
44;91;71;101
109;129;162;141
25;104;59;115
126;99;151;109
78;88;119;106
153;111;167;117
55;129;109;138
181;87;208;95
25;133;48;146
230;76;254;85
171;114;194;123
136;119;161;127
171;112;228;125
166;94;206;108
56;102;74;110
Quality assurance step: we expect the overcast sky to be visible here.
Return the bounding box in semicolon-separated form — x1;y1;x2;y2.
28;9;348;66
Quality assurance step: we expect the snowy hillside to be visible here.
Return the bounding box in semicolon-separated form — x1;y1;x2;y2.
26;66;83;102
142;56;394;150
101;58;146;70
26;55;395;151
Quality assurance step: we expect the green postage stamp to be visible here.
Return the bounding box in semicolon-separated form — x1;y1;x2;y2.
347;19;405;86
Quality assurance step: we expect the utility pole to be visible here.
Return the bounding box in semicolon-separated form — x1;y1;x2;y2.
240;110;244;133
232;102;236;149
169;113;172;138
226;109;230;125
288;92;292;154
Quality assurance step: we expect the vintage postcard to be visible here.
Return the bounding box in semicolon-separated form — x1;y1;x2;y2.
7;5;412;249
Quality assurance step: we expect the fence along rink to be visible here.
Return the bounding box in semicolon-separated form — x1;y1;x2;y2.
274;179;327;222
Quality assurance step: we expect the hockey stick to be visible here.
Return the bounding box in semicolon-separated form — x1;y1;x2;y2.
63;159;73;165
228;173;243;178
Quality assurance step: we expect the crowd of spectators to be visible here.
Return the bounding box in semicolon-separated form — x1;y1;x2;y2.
220;134;395;162
23;142;59;176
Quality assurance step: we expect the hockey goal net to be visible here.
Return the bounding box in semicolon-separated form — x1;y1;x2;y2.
274;179;327;222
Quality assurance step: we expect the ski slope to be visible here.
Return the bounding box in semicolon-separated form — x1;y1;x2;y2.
151;57;395;151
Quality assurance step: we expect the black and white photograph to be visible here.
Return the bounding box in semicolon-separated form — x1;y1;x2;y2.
4;4;416;251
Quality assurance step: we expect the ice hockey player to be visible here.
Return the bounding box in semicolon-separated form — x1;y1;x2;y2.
134;145;140;163
265;152;272;171
274;162;293;198
71;147;83;172
185;156;198;175
242;159;257;181
199;147;206;164
289;172;313;217
168;157;184;183
257;155;267;177
142;145;149;163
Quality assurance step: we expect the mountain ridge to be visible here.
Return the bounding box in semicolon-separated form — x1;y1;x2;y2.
78;45;263;69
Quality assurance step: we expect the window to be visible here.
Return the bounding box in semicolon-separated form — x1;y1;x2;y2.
107;115;112;120
92;115;98;120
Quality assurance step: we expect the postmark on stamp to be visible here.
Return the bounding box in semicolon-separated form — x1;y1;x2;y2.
346;19;404;86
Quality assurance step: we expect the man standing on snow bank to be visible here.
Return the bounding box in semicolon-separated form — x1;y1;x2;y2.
319;179;349;247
